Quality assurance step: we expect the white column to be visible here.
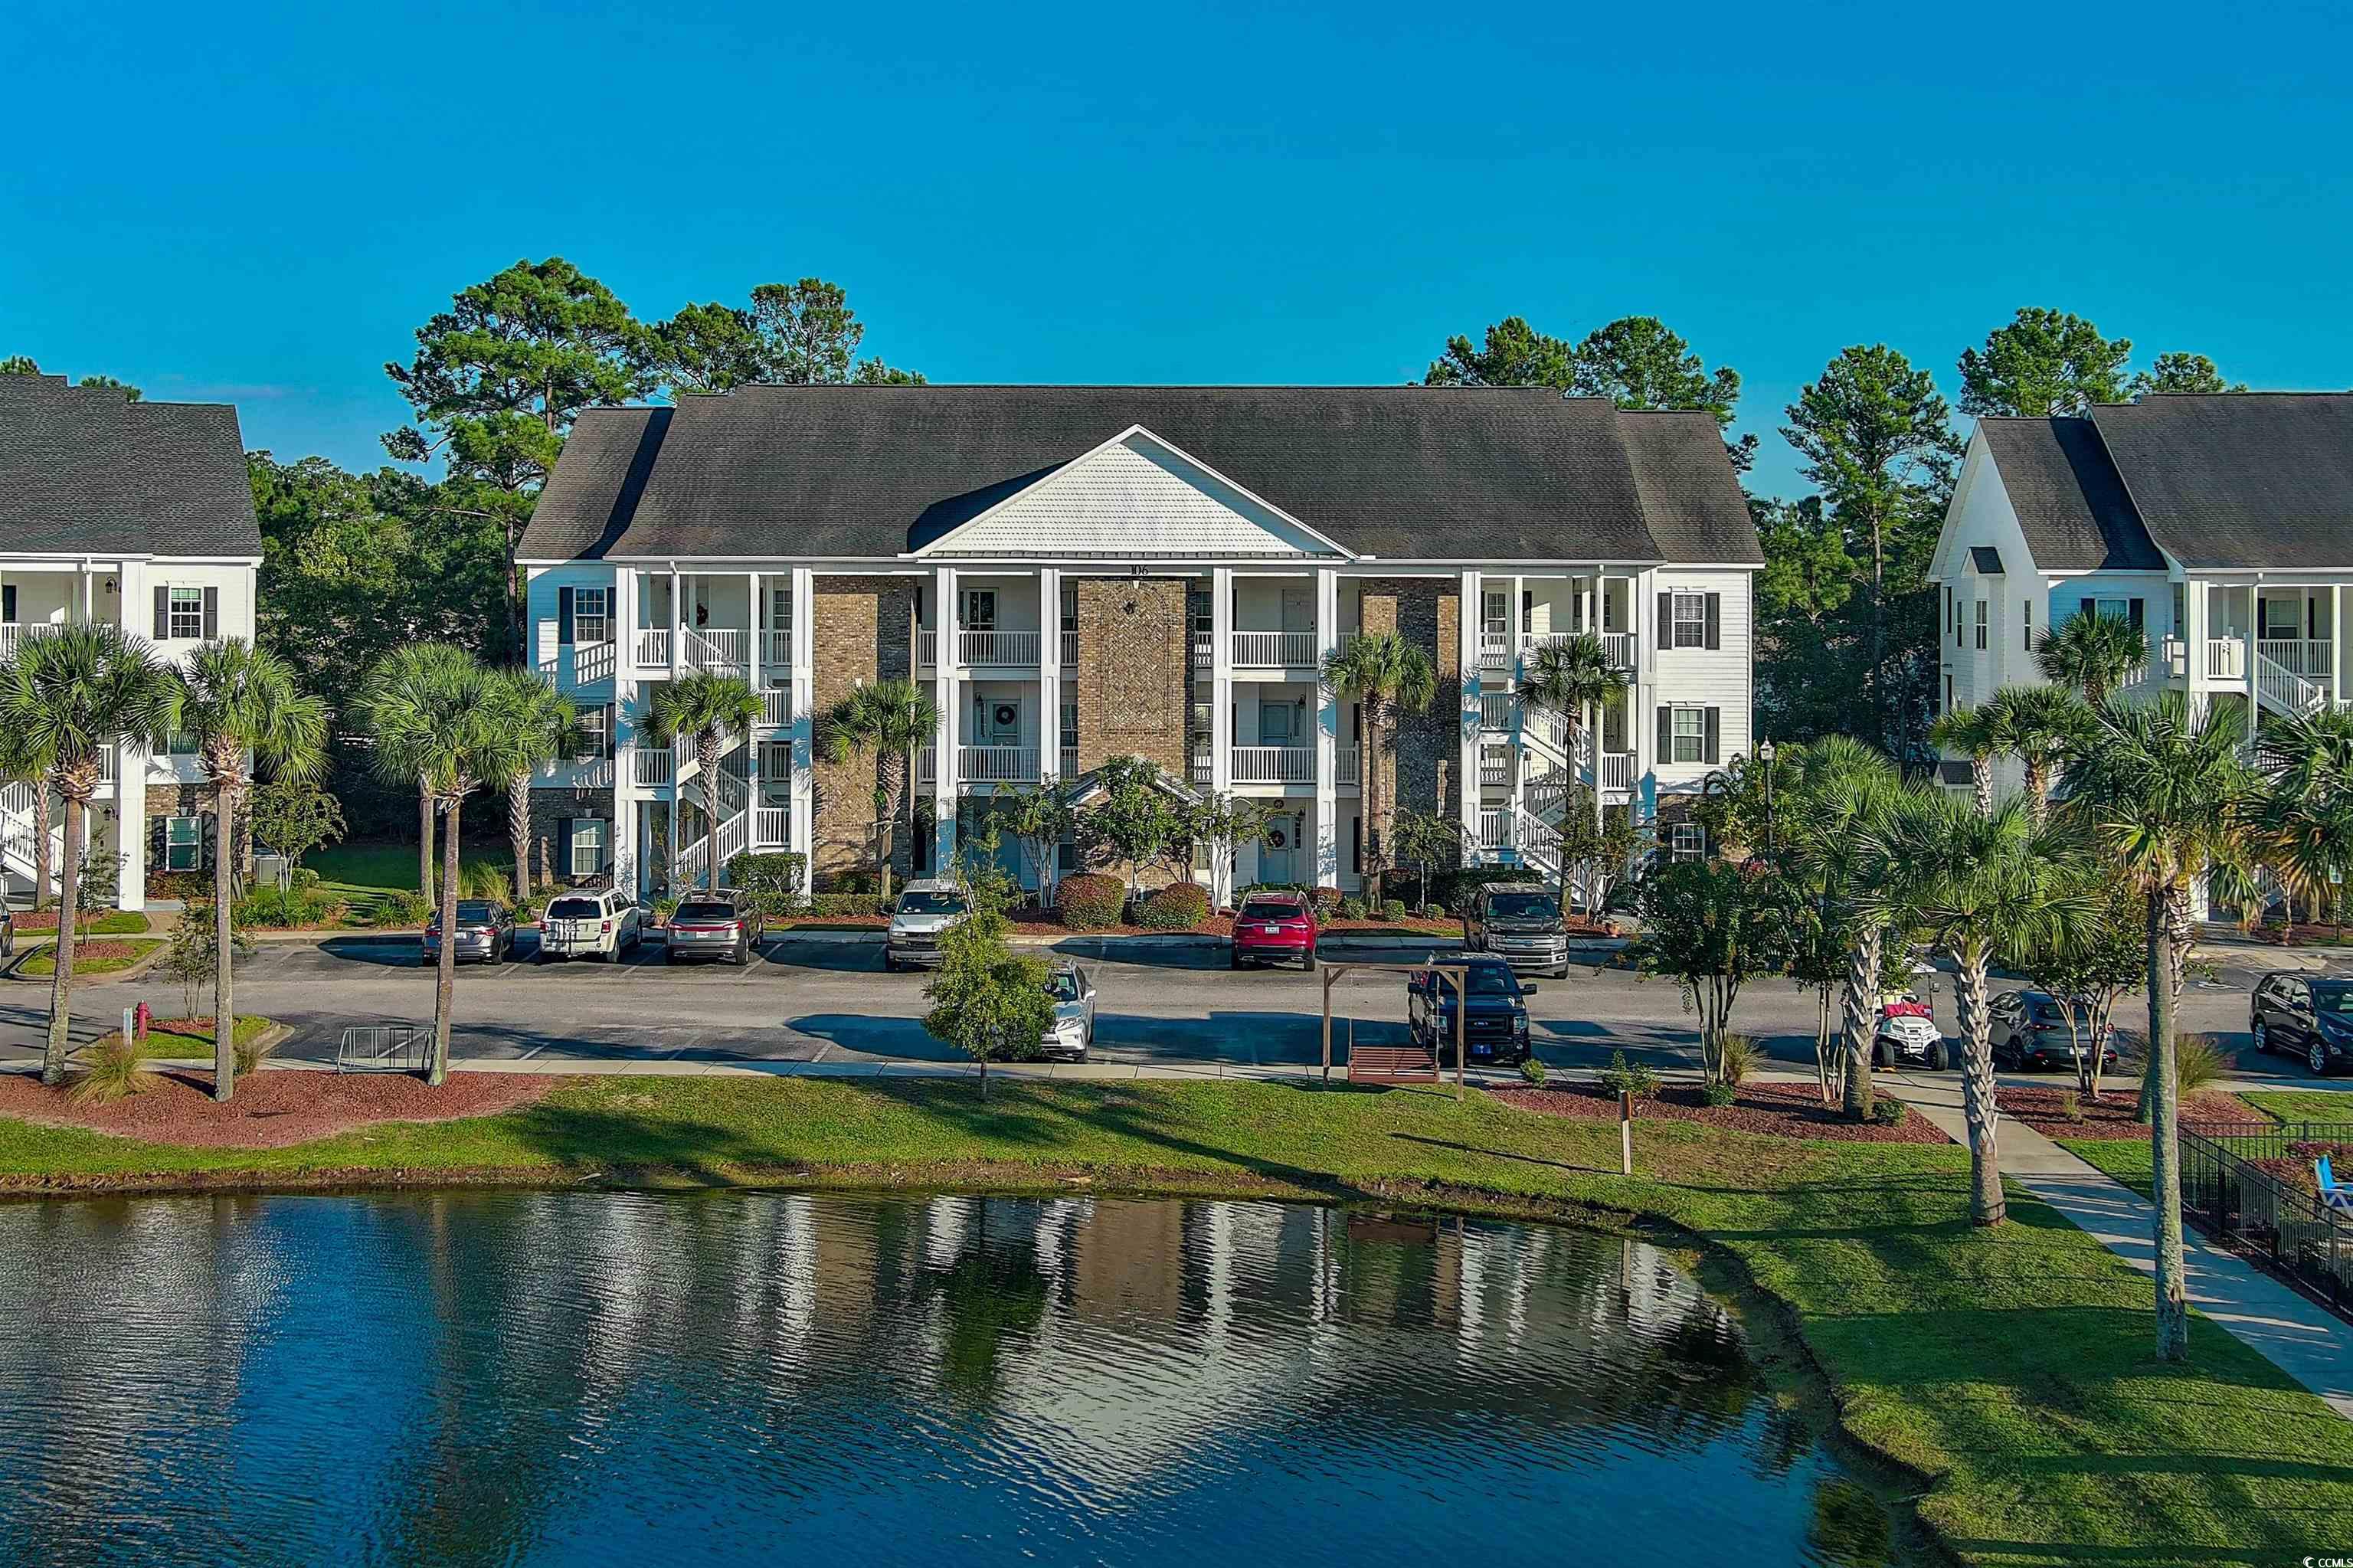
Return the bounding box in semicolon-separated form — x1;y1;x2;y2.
668;567;683;674
1210;568;1235;797
1036;568;1061;784
746;570;762;688
614;568;640;895
1314;567;1340;887
2184;578;2207;699
2337;585;2347;709
1631;571;1654;827
789;566;816;899
1457;569;1481;856
933;565;959;870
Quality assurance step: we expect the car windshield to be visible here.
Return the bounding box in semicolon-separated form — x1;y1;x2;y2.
2314;982;2353;1015
898;892;966;916
1433;966;1518;998
1240;900;1303;921
546;899;601;920
1044;972;1082;1002
2030;1000;2067;1026
453;902;498;923
1485;893;1554;921
676;902;736;922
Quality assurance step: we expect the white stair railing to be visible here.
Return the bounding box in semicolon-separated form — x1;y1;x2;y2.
0;780;64;890
2256;647;2327;719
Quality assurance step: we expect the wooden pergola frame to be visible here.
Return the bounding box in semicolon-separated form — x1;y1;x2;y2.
1320;960;1469;1102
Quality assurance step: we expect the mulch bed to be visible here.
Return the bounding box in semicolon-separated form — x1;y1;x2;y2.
2001;1085;2268;1139
0;1069;551;1150
1487;1080;1952;1144
2253;1141;2353;1198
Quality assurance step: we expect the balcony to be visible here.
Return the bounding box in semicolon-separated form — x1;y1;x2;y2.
636;746;675;787
761;686;793;727
684;628;748;673
764;630;792;668
1479;631;1512;671
634;628;672;668
2262;638;2335;679
1336;750;1358;787
1600;751;1635;790
2207;639;2246;680
960;630;1039;667
1231;630;1317;669
1060;630;1078;667
961;745;1039;783
1191;751;1212;786
1232;746;1314;784
752;807;790;848
0;624;18;659
1193;633;1212;669
1059;745;1079;779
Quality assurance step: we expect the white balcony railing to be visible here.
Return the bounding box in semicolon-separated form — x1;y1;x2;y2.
752;807;790;848
1481;761;1509;787
1193;633;1212;668
1479;632;1511;670
1191;751;1212;785
1060;630;1078;667
683;628;748;673
917;628;938;667
1337;749;1359;786
635;628;672;667
761;686;793;727
960;745;1038;783
1231;630;1317;668
917;746;936;780
636;746;674;786
960;630;1039;666
764;630;792;668
1232;745;1314;784
1477;809;1511;849
2207;638;2247;680
1600;751;1635;789
1059;746;1079;779
2260;638;2334;679
1602;631;1635;668
0;624;20;660
1479;692;1514;729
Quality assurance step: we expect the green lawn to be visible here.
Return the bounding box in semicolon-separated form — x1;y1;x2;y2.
309;842;516;919
0;1076;2345;1565
2243;1088;2353;1126
10;911;152;938
11;938;162;977
80;1015;280;1062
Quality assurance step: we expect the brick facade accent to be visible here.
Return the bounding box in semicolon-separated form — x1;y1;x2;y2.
142;781;251;877
1353;578;1460;826
1072;576;1192;780
810;574;918;886
528;786;616;889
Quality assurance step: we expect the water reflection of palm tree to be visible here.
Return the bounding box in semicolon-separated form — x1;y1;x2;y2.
928;1202;1049;1407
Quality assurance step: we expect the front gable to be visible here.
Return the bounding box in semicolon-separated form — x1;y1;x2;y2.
914;426;1352;559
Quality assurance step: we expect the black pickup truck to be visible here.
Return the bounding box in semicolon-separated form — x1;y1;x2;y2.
1407;957;1536;1068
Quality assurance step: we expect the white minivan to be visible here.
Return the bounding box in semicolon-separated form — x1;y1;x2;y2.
538;887;645;963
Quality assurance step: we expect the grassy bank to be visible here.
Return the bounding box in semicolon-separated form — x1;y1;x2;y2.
11;938;162;977
0;1076;2344;1563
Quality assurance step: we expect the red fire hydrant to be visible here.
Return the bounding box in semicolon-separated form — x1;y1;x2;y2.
134;1001;151;1042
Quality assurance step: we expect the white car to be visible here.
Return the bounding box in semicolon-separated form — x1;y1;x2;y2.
885;879;970;971
538;888;645;963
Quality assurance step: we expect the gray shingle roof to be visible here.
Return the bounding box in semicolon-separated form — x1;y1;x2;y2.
522;386;1762;565
0;374;260;558
1976;417;2161;572
2089;394;2353;570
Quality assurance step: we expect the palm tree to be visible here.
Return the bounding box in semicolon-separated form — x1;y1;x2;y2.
2057;690;2258;1360
1780;736;1905;1121
647;671;765;892
815;677;938;900
2036;612;2148;703
1517;633;1629;909
0;626;174;1087
1869;792;2092;1226
1928;704;1998;817
1320;631;1438;898
481;671;578;904
360;643;496;1086
165;639;328;1102
1984;685;2093;823
365;644;470;906
0;726;56;911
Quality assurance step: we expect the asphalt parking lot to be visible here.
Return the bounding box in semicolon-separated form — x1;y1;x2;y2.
0;928;2343;1095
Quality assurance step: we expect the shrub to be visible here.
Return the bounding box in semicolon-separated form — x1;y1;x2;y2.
2175;1033;2230;1095
236;885;344;929
2057;1089;2084;1124
234;1021;273;1077
1716;1033;1758;1088
460;861;512;901
1137;882;1210;931
1517;1056;1547;1087
1305;886;1343;918
809;894;889;918
1058;873;1125;929
70;1036;149;1107
728;851;807;919
1379;898;1408;921
1871;1099;1905;1127
1338;897;1368;921
1599;1049;1659;1101
653;896;680;925
290;866;322;892
370;890;434;929
146;870;209;903
1701;1081;1738;1108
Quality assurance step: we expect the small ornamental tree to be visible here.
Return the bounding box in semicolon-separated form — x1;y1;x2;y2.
997;783;1075;909
1187;792;1276;910
2018;876;2146;1101
250;776;347;876
1552;787;1641;918
1080;757;1173;914
1388;807;1456;912
922;900;1052;1100
1626;859;1788;1085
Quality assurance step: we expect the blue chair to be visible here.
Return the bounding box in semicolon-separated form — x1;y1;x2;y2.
2319;1154;2353;1214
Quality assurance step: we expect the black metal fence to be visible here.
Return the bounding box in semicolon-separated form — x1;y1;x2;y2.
2178;1121;2353;1308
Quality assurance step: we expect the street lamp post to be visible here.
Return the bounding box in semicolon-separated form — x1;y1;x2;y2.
1756;738;1776;861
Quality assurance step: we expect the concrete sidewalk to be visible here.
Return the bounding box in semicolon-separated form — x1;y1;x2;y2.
1883;1069;2353;1421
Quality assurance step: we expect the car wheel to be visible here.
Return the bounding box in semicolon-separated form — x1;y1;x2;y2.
2309;1038;2330;1077
1229;949;1242;969
1927;1039;1949;1072
2251;1018;2269;1055
1870;1041;1887;1070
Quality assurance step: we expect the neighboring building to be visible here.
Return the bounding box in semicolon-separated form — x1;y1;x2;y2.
518;385;1762;898
0;373;263;910
1931;391;2353;799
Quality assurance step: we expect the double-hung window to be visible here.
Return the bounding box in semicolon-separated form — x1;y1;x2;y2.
2023;598;2033;652
1670;707;1706;764
2093;597;2129;622
1671;592;1707;650
569;820;607;879
960;589;996;631
1670;822;1704;863
574;588;610;644
164;815;202;871
1975;600;1988;651
167;588;205;641
575;705;610;760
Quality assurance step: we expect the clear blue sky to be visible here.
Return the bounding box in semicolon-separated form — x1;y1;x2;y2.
5;0;2348;500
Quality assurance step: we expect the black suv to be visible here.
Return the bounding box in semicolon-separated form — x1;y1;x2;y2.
2250;972;2353;1076
1461;883;1570;977
1407;958;1536;1068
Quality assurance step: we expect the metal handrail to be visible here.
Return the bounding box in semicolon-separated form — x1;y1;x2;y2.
337;1023;430;1075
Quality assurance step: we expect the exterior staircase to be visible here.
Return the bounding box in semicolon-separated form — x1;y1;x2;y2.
671;741;752;889
2255;648;2328;720
1;781;62;902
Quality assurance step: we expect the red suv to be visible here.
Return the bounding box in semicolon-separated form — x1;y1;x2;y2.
1231;892;1318;970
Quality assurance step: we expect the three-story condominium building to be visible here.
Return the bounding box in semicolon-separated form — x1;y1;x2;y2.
0;373;263;910
1932;392;2353;797
518;385;1762;898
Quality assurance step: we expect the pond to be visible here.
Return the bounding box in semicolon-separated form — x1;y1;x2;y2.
0;1192;1896;1566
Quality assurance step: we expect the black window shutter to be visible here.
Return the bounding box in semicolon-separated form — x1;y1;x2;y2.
1703;707;1721;765
558;587;575;646
198;811;217;872
556;817;572;880
201;587;218;640
2079;596;2093;624
1703;593;1722;650
149;816;166;870
1656;705;1671;761
1656;592;1673;647
152;584;169;640
1;584;14;622
2128;598;2145;633
604;703;617;760
598;819;614;874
